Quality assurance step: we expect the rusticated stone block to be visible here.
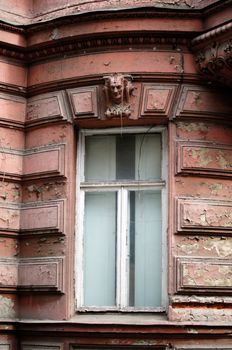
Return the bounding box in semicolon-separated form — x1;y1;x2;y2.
0;199;66;235
0;149;23;180
20;200;66;235
0;259;18;290
176;141;232;178
176;85;232;119
23;144;66;180
176;197;232;234
18;257;64;293
67;86;98;119
26;91;69;126
0;204;20;233
175;257;232;293
0;93;26;126
0;144;66;180
140;84;177;119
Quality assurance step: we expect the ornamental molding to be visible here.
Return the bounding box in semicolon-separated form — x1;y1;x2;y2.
0;22;25;34
0;33;190;63
192;22;232;46
192;22;232;86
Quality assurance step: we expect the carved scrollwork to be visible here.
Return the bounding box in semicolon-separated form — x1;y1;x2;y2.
103;73;134;118
192;24;232;86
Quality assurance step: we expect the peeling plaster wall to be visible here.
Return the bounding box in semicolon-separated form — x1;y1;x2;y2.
169;119;232;322
0;0;222;24
0;0;232;348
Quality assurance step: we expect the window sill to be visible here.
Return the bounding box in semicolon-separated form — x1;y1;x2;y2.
78;307;166;312
71;312;167;325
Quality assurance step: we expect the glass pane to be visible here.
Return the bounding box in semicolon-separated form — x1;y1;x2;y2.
116;135;135;179
85;136;116;181
85;133;161;181
84;192;117;306
135;134;161;180
128;190;162;307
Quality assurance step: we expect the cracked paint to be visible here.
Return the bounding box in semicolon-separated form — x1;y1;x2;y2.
0;295;16;318
177;122;209;132
187;148;213;167
176;236;232;258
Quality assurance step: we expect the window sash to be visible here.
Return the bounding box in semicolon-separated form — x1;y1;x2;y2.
84;133;162;182
76;127;167;312
78;127;167;183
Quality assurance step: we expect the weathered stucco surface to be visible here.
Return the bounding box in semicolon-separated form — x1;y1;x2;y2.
0;0;232;349
0;0;221;24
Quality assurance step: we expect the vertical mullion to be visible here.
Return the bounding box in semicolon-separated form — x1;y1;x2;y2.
129;191;135;306
161;128;167;308
116;190;121;308
161;186;167;308
117;188;128;308
76;189;85;308
75;132;85;309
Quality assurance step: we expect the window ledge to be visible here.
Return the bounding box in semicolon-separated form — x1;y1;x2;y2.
70;313;167;324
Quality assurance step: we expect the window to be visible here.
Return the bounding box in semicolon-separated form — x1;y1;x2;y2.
76;127;167;311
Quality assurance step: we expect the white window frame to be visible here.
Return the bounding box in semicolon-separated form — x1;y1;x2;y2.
75;126;167;312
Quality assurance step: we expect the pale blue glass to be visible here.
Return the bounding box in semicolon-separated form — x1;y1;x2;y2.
83;192;116;307
85;134;161;181
129;190;162;307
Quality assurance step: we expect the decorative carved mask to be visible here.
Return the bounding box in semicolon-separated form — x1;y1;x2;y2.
103;73;134;118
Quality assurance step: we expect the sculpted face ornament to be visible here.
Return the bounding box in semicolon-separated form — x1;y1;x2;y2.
103;74;134;118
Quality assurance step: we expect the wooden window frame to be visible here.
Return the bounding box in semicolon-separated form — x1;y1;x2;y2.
75;126;168;312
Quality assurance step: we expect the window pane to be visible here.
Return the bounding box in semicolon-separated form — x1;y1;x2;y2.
135;134;161;180
128;190;162;307
85;133;161;181
116;135;135;179
84;192;117;306
85;136;116;181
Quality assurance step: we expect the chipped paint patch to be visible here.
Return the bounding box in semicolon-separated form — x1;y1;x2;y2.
0;295;16;318
177;122;208;132
169;305;232;322
188;148;213;167
175;236;232;258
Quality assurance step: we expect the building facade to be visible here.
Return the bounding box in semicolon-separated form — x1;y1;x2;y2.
0;1;232;350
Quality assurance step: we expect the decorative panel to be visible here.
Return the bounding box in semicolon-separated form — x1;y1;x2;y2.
0;259;18;291
176;197;232;234
140;84;177;118
175;85;232;119
18;257;64;293
23;144;66;180
67;86;98;119
0;93;26;127
176;257;232;293
26;91;69;126
176;141;232;178
20;200;66;235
